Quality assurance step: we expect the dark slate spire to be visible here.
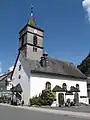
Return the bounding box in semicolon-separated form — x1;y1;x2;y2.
28;5;36;27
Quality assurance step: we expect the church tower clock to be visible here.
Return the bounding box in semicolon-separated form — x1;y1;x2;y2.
19;6;44;60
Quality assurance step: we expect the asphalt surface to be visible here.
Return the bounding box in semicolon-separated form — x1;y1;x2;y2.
0;105;89;120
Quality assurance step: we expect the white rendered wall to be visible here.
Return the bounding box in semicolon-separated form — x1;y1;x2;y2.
65;95;74;102
79;98;88;104
30;74;88;105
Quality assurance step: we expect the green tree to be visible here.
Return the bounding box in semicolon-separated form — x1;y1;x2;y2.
30;89;56;106
77;53;90;76
40;89;56;105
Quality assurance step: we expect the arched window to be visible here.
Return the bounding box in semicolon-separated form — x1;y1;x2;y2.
62;83;67;90
76;84;79;90
45;82;51;90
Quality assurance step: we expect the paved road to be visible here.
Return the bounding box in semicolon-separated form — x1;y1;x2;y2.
42;106;90;113
0;105;89;120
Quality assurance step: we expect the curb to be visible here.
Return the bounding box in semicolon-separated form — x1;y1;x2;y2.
0;103;90;119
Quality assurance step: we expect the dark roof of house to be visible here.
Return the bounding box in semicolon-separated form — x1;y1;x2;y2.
87;78;90;84
0;71;12;82
25;57;86;79
87;74;90;77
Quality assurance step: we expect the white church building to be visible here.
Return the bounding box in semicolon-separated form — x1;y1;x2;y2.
11;8;88;106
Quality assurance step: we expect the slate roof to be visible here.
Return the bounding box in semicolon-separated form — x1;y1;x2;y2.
26;57;86;79
70;86;80;92
52;85;64;92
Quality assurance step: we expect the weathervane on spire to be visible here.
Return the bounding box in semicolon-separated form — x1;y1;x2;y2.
28;4;36;26
31;4;33;17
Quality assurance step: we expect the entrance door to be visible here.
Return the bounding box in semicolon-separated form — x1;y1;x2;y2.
74;92;79;104
58;93;64;107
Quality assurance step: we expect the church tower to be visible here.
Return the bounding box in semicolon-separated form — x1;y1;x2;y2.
19;6;44;60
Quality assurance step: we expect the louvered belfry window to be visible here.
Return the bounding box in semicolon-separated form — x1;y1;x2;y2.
33;35;37;46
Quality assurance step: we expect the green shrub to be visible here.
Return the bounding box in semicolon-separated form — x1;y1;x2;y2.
30;89;55;106
30;95;41;106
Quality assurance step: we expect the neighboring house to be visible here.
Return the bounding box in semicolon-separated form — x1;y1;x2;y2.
0;71;12;97
87;77;90;104
77;53;90;104
11;8;88;106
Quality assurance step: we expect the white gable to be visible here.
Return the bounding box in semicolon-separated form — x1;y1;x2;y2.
11;53;30;104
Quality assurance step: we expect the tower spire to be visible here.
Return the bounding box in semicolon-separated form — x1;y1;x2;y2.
28;5;36;27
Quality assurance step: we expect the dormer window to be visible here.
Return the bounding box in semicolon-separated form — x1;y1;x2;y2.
33;35;37;46
76;84;79;90
62;83;67;90
45;82;51;90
